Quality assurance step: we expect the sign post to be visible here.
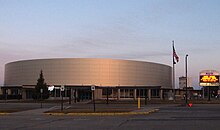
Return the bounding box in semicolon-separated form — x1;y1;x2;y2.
145;89;147;105
5;89;8;103
91;85;96;112
69;88;71;104
106;87;109;104
40;88;43;108
61;85;65;111
208;86;211;101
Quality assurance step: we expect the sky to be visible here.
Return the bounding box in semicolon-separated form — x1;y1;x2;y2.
1;0;220;89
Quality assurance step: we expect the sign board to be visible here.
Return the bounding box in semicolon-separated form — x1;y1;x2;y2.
200;75;219;83
199;70;219;86
91;85;95;91
40;88;43;93
48;85;55;91
60;85;65;91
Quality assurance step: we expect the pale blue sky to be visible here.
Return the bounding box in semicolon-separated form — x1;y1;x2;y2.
1;0;220;89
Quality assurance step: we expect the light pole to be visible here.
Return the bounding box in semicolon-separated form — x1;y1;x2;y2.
185;54;188;106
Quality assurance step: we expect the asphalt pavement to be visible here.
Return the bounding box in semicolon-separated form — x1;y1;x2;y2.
0;103;220;130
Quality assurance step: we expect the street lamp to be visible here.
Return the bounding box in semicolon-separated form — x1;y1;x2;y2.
185;54;188;106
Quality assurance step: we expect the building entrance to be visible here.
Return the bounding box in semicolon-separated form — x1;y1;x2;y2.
78;89;92;101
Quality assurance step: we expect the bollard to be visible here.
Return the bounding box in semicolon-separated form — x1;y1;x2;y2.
138;97;141;109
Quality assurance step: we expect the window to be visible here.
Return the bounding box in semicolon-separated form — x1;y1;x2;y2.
151;89;159;97
102;88;112;96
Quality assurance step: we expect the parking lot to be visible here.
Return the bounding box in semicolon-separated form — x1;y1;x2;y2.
0;101;220;130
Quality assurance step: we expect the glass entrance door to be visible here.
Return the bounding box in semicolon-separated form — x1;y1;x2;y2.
78;89;92;100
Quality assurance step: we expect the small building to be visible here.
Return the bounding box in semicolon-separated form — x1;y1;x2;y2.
179;76;192;89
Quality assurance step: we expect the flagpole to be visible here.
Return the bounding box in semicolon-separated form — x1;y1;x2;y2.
172;40;175;101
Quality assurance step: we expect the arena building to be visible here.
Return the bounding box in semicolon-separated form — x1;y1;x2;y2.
1;58;173;100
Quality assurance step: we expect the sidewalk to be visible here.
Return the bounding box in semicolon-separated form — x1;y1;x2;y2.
10;108;51;116
45;104;163;116
1;103;177;116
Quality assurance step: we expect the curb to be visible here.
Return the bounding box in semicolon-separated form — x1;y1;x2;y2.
46;109;159;116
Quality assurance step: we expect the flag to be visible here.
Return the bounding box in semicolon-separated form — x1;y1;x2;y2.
173;42;179;64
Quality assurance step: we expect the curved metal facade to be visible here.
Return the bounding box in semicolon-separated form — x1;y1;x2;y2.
4;58;172;88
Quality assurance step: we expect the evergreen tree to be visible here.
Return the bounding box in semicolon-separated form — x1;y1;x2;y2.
33;70;49;99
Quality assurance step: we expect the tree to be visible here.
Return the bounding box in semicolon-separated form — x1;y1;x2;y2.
32;70;49;100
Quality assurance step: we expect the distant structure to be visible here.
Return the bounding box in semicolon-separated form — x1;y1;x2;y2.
179;76;192;89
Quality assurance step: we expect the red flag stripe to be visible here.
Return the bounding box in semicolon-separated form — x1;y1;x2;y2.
173;46;179;62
